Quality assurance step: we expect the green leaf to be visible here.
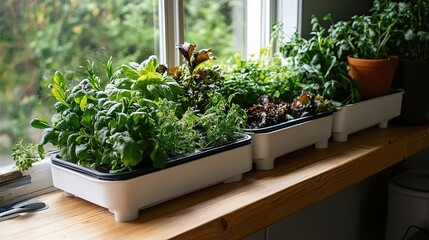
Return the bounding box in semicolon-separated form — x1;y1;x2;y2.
37;144;45;159
12;141;42;173
53;102;68;112
40;128;57;145
54;70;66;87
137;72;163;82
107;102;122;115
75;144;90;159
65;112;80;128
117;113;128;126
101;150;116;165
66;134;79;163
150;143;167;168
141;55;158;73
81;107;95;128
52;71;69;105
79;95;88;111
112;135;142;168
95;127;109;144
31;117;51;129
121;65;140;79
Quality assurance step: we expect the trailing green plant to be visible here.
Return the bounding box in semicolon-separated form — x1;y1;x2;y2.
371;0;429;59
23;55;246;173
327;12;397;60
280;16;360;105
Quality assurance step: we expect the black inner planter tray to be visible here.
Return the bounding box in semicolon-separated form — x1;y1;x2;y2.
245;111;333;134
51;134;252;181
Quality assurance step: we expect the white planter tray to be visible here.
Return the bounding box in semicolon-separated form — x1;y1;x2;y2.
246;112;333;170
50;135;252;222
332;90;404;142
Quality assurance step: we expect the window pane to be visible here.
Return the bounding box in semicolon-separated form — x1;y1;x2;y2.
277;0;299;38
183;0;246;62
0;0;159;169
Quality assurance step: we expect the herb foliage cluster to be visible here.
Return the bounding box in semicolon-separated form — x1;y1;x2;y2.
371;0;429;59
280;17;360;105
220;46;334;129
220;53;302;109
246;92;333;129
28;50;245;173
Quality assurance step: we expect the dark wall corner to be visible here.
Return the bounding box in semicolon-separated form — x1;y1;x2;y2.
300;0;374;38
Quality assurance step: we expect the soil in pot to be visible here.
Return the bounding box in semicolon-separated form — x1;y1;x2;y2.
347;55;399;99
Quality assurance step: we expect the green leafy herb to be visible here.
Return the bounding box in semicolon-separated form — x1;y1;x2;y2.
371;0;429;59
26;54;246;173
221;53;302;108
327;12;396;60
280;16;360;105
167;42;223;111
198;92;246;148
12;141;45;173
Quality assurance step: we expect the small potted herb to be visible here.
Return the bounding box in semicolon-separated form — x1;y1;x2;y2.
328;12;399;99
281;15;403;142
26;49;252;221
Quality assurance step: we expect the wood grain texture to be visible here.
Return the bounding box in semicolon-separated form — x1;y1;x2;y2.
2;124;429;240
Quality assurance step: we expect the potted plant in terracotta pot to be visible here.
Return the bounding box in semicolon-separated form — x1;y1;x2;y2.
372;0;429;124
26;46;253;222
281;15;403;142
328;12;399;100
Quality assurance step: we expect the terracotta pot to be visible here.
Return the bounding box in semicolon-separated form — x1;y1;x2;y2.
347;55;399;99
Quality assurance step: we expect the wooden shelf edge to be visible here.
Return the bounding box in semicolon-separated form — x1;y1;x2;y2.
174;125;429;239
2;124;429;240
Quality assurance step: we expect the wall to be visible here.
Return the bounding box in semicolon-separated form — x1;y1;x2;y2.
246;148;429;240
299;0;373;38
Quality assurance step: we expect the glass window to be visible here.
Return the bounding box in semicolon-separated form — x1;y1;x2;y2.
0;0;300;205
0;0;160;169
277;0;299;39
183;0;246;62
0;0;300;180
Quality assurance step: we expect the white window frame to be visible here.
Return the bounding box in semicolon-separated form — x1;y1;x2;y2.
277;0;300;39
0;0;300;205
159;0;184;67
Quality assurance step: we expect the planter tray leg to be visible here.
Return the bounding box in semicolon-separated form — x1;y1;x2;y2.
254;157;275;171
63;191;75;197
223;174;243;183
314;139;329;149
378;120;389;129
332;132;348;142
110;208;140;222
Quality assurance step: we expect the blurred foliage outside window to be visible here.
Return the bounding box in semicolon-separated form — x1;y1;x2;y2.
0;0;243;168
184;0;245;62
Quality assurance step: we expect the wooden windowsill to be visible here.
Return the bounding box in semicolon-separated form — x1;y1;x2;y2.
2;124;429;240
